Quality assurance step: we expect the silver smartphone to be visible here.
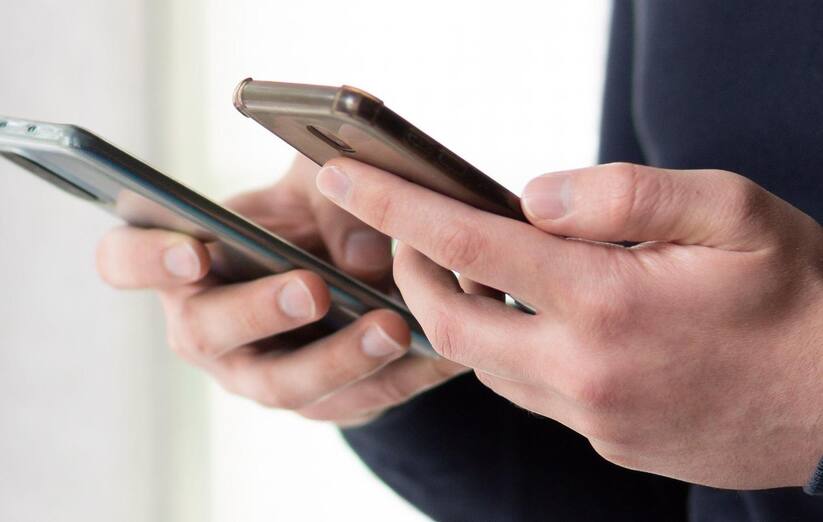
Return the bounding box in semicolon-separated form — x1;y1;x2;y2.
0;116;435;355
233;79;526;222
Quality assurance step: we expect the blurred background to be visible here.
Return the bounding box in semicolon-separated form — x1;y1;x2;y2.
0;1;608;520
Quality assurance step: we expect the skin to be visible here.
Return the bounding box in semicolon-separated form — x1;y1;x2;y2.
96;154;465;427
314;158;823;490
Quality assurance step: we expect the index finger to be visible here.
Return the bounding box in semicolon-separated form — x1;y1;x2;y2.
315;158;585;307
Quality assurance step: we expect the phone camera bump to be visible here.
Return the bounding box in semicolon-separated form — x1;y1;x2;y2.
306;125;355;154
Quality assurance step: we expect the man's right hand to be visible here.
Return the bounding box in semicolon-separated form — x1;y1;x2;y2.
95;154;466;426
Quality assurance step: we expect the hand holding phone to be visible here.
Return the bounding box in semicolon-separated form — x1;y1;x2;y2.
0;115;468;423
96;154;470;423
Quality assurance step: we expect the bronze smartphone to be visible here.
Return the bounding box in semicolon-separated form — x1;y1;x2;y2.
0;116;434;355
233;79;526;222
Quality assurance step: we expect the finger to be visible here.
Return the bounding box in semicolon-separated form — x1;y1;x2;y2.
211;309;411;410
224;157;393;280
296;355;467;422
393;243;540;380
96;226;210;289
458;275;504;301
316;158;585;304
521;162;794;251
307;190;393;282
285;155;393;280
167;270;330;361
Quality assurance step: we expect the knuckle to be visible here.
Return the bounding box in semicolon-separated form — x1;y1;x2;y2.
568;375;613;412
164;329;187;359
315;334;375;384
429;313;466;361
603;162;668;235
213;375;242;397
335;412;381;428
603;163;642;231
170;302;212;359
434;221;485;271
576;412;638;447
369;192;395;233
235;296;268;337
473;369;496;389
297;408;333;422
255;383;301;410
589;440;641;470
727;176;770;224
564;364;624;413
372;375;408;405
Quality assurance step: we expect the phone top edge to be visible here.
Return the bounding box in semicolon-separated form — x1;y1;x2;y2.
0;115;88;145
333;85;385;123
233;77;254;117
235;80;342;116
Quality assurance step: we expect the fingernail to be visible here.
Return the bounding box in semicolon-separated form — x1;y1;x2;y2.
278;279;315;319
162;243;199;279
522;172;572;220
361;325;405;358
344;229;390;270
316;166;352;203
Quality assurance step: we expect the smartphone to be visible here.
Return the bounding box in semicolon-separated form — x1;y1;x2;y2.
0;116;434;355
232;79;526;222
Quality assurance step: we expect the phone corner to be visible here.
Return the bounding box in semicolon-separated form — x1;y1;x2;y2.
232;77;254;117
334;85;384;122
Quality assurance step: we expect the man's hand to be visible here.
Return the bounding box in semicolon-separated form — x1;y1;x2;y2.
316;158;823;488
96;155;465;427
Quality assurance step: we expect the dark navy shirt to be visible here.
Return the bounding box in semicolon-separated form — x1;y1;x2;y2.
344;2;823;520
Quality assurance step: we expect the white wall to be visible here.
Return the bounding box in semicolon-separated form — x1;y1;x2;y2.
0;1;206;521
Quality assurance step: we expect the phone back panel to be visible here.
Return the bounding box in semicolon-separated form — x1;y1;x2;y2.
233;79;526;221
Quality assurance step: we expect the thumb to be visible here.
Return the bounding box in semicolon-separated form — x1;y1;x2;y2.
521;162;791;250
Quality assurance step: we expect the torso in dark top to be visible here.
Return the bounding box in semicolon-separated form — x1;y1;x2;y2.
608;1;823;220
602;1;823;520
